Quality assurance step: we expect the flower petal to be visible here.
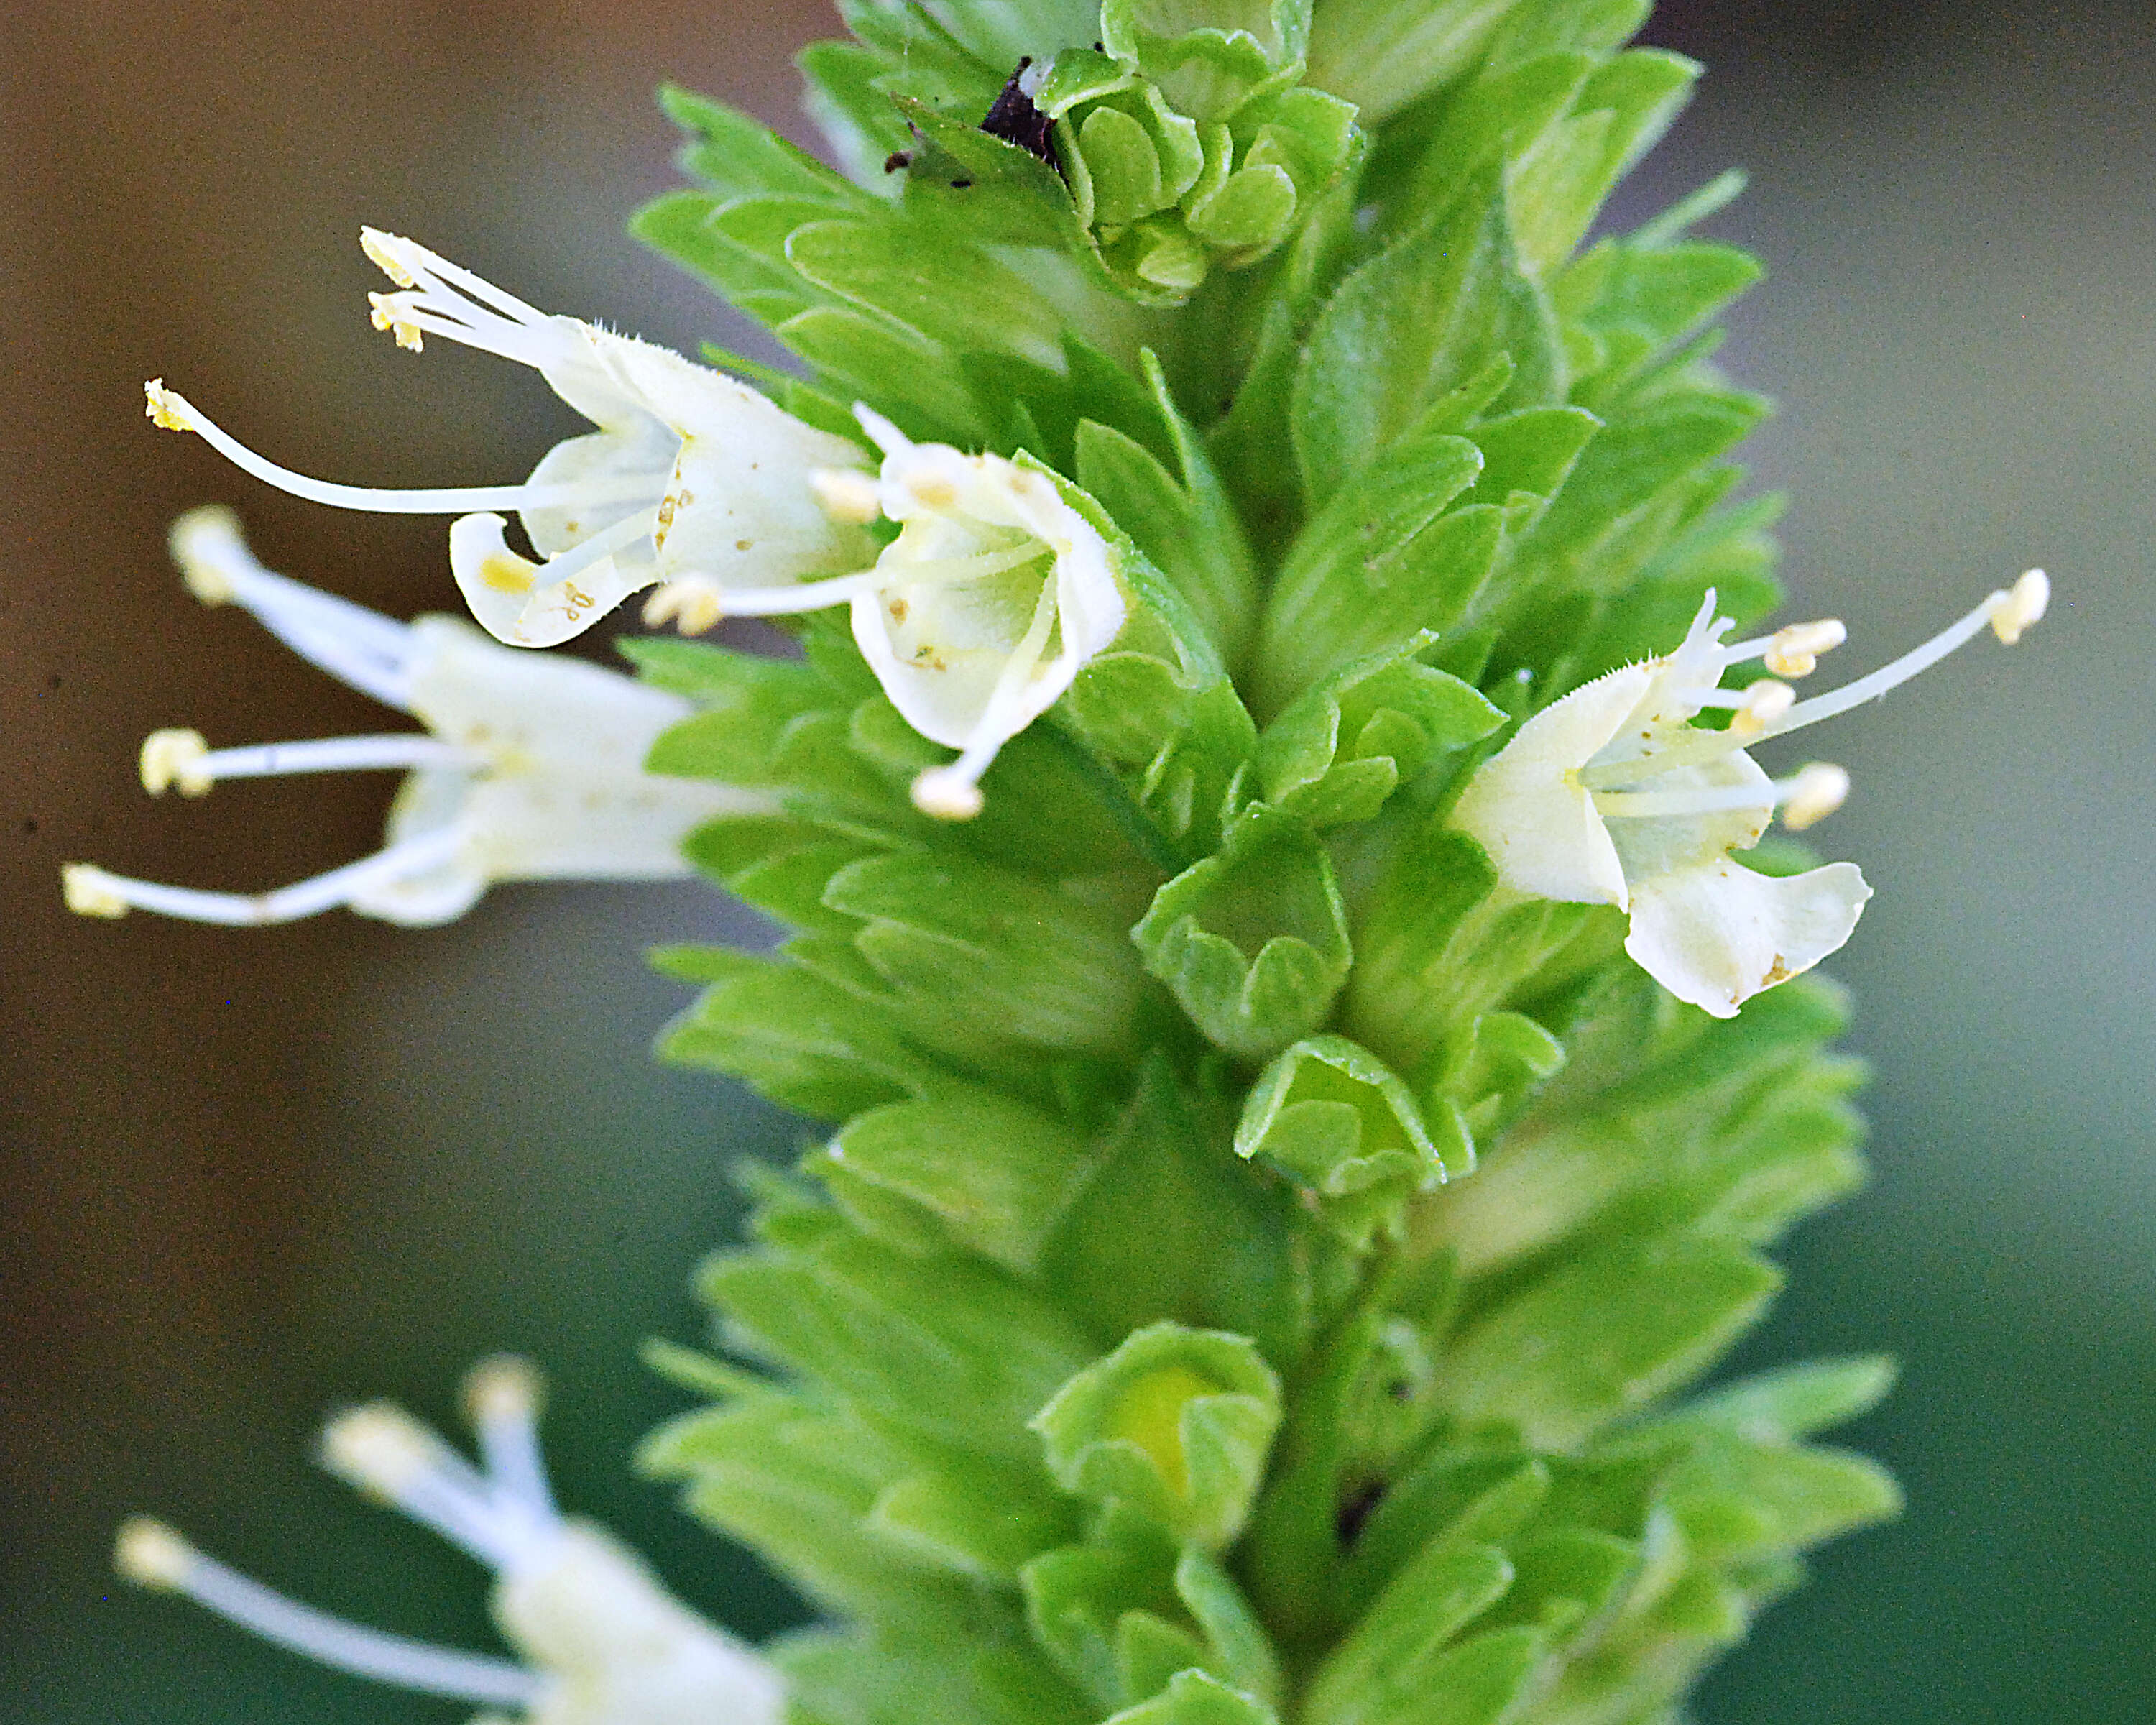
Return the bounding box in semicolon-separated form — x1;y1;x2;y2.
1624;857;1871;1018
448;512;656;648
1450;666;1653;904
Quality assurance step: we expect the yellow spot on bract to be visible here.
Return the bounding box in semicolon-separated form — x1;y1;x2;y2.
908;476;959;510
1103;1364;1221;1498
1764;954;1794;985
888;597;908;622
481;554;536;595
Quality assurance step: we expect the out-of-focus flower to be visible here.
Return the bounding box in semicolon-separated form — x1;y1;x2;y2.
62;508;763;926
117;1356;783;1725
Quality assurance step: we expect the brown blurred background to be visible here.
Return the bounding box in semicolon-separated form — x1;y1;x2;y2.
5;3;2154;1721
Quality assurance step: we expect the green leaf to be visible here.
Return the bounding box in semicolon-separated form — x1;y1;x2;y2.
825;850;1155;1058
868;1467;1081;1582
1291;176;1562;497
1033;1320;1283;1550
1133;804;1354;1061
1299;1536;1519;1725
1102;1668;1279;1725
1040;1061;1317;1367
1234;1035;1467;1246
1256;640;1504;827
660;83;871;207
655;947;944;1118
814;1084;1110;1274
702;1223;1097;1468
1306;0;1530;124
1681;1356;1898;1442
1336;1451;1551;1621
1255;413;1491;715
1442;1236;1782;1448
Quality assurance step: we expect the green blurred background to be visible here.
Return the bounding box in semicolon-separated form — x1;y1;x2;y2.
3;2;2150;1719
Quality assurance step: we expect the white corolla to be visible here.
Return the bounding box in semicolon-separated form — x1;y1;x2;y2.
117;1357;783;1725
1451;571;2048;1016
62;508;763;926
144;234;1128;817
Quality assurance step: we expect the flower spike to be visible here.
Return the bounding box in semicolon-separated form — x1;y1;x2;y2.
64;510;765;926
117;1358;783;1725
1452;574;2050;1016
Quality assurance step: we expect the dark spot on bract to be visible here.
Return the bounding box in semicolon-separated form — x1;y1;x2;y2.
980;55;1058;170
950;177;972;189
884;150;911;173
1337;1481;1385;1546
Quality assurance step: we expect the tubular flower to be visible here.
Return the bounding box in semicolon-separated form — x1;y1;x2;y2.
630;405;1129;819
61;508;763;926
1451;571;2050;1016
144;229;879;648
116;1357;783;1725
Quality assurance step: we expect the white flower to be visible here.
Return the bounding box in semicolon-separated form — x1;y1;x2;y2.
144;229;879;648
116;1357;783;1725
62;508;763;926
617;406;1129;820
847;407;1129;819
1451;571;2050;1017
142;236;1129;819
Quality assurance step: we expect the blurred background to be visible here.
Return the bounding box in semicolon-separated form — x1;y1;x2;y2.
3;1;2150;1719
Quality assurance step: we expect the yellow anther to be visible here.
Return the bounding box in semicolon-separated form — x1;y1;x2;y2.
1729;678;1796;737
1764;617;1847;678
319;1404;444;1500
367;292;424;352
115;1517;198;1589
359;226;420;289
1782;763;1851;832
170;505;241;604
811;467;883;525
61;864;131;918
911;766;984;822
144;379;191;432
642;578;724;636
462;1355;545;1430
1991;567;2050;645
141;728;214;796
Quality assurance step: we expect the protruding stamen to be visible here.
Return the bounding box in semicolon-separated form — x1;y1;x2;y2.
1591;760;1848;827
142;729;213;796
911;768;986;821
147;733;477;791
113;1516;544;1706
811;466;883;525
1991;567;2048;644
1781;763;1851;831
1730;679;1796;737
1762;618;1847;678
463;1357;557;1522
142;385;642;517
321;1403;529;1570
368;292;425;351
61;864;132;918
57;827;464;926
116;1516;198;1588
642;578;725;635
